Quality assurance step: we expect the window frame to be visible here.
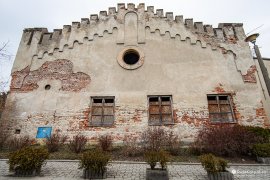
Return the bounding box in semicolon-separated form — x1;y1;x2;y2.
207;94;236;123
90;96;115;127
147;95;174;126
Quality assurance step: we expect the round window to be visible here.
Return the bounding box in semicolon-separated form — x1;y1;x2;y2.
117;47;144;70
123;50;140;65
45;84;51;90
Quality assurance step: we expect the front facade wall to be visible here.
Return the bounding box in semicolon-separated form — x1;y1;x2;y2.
2;3;269;143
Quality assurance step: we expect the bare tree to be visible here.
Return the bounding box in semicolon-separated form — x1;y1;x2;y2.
0;81;8;92
0;41;12;61
0;41;12;92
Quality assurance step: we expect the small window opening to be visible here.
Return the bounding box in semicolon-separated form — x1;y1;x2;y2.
149;97;158;102
219;96;228;100
105;99;114;103
207;96;216;101
149;97;159;102
93;99;102;103
45;84;51;90
15;129;21;134
161;97;170;102
123;50;140;65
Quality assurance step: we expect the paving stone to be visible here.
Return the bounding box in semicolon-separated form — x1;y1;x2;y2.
0;160;269;180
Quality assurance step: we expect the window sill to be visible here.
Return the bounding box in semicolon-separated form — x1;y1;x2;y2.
210;121;237;125
88;124;114;128
148;123;175;126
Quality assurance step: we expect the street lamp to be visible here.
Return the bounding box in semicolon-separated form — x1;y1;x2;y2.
245;33;270;97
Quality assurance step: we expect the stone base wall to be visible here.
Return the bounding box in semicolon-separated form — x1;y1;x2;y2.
2;93;268;144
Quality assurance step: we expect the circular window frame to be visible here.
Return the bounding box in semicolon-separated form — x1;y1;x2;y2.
117;47;144;70
45;84;51;90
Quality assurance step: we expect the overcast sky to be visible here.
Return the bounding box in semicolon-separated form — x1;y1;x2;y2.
0;0;270;89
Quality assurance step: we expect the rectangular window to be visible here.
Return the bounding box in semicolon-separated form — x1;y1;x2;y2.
207;95;235;123
91;97;115;126
148;95;173;125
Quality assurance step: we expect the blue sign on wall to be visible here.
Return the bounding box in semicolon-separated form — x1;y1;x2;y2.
36;127;52;138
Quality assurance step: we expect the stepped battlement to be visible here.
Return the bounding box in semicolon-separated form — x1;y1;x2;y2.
12;2;252;72
22;3;245;47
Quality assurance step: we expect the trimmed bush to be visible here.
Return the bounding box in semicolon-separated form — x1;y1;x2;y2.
193;125;263;156
79;149;110;176
98;135;112;152
199;153;228;173
45;133;67;153
252;143;270;157
144;150;170;170
8;146;49;174
159;150;170;170
145;151;159;170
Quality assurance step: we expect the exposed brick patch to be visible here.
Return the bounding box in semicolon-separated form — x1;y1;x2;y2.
11;66;31;89
173;109;179;123
226;35;237;44
255;106;269;127
213;86;225;93
180;111;208;127
242;65;257;83
81;108;91;128
131;109;145;123
212;84;227;93
256;107;265;117
232;107;241;124
10;59;91;92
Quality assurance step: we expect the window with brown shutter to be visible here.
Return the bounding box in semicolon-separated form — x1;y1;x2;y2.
207;95;235;123
148;96;173;125
91;97;115;126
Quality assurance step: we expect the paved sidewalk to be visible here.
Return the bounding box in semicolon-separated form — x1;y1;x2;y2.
0;160;269;180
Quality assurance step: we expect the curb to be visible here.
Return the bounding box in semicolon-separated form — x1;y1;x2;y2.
1;159;270;166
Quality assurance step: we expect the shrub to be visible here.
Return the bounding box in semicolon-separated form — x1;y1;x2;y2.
69;134;87;153
199;153;228;173
245;126;270;143
159;150;170;170
79;149;110;175
144;150;170;170
98;135;112;152
165;131;182;155
252;143;270;157
45;133;67;153
141;127;181;154
8;146;49;173
122;135;142;157
193;125;263;156
8;136;36;151
144;151;159;170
